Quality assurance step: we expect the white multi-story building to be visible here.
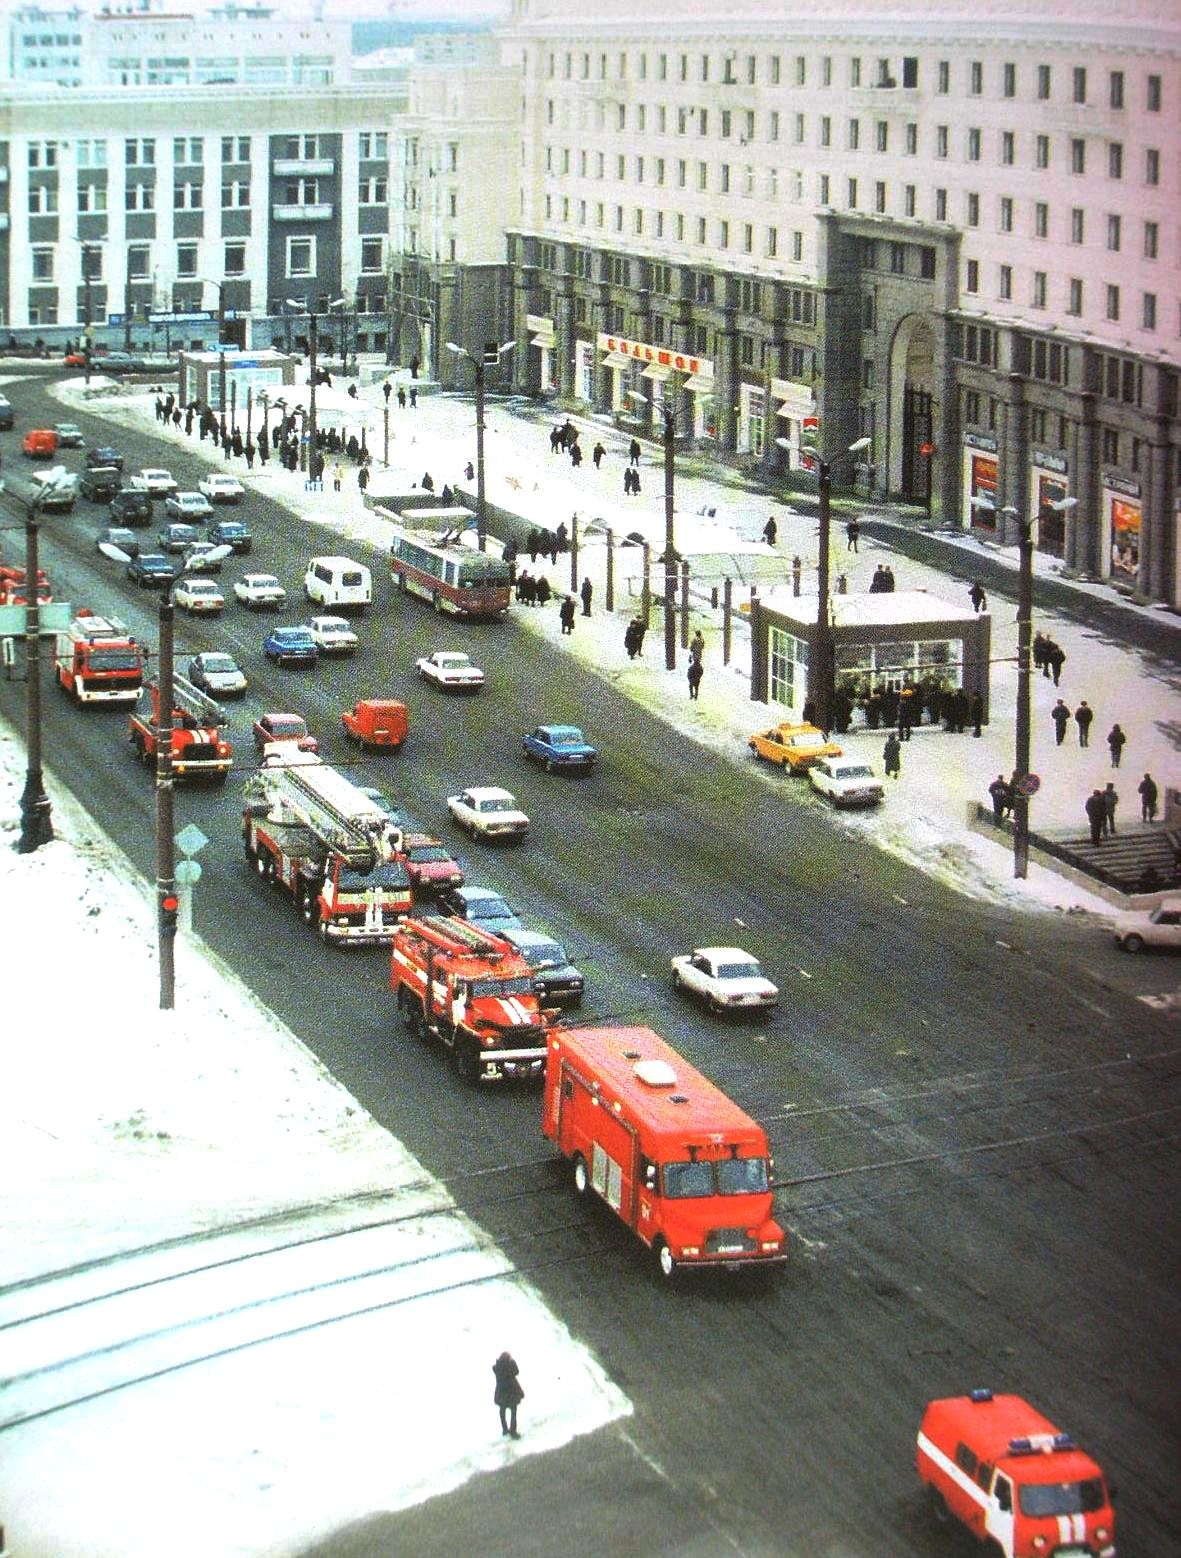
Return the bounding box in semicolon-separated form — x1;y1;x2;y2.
497;0;1181;604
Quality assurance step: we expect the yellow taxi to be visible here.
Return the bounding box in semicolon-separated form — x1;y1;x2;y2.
748;721;843;773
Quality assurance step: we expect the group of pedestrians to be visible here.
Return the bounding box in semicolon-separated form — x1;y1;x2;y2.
867;564;897;593
1034;632;1067;685
382;376;417;410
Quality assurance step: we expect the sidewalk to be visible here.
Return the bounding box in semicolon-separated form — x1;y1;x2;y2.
48;366;1181;918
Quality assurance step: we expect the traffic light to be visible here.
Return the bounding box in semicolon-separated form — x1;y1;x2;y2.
482;342;501;365
160;892;179;938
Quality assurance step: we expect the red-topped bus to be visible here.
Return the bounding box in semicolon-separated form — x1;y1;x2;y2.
543;1024;787;1276
387;523;512;618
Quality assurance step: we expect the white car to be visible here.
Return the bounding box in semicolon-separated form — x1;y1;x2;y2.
415;650;485;692
234;572;287;610
199;473;245;504
1113;898;1181;954
181;541;225;574
671;946;780;1015
808;754;886;808
446;785;529;843
166;490;214;523
308;614;359;655
187;650;246;697
129;467;178;495
174;577;225;615
52;421;84;447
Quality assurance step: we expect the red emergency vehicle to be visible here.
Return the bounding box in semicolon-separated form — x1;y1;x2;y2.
542;1024;787;1277
55;612;145;705
916;1390;1116;1557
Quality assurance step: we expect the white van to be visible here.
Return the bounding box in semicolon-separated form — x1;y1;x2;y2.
303;555;372;613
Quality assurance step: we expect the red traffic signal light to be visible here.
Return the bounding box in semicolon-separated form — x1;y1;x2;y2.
160;892;179;936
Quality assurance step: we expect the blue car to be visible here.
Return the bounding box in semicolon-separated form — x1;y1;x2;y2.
263;625;319;668
521;723;597;774
209;519;253;554
127;552;180;588
438;884;522;934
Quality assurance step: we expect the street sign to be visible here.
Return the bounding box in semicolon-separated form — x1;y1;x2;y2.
1013;773;1041;798
0;602;71;635
175;823;209;857
149;310;214;325
175;859;202;885
107;313;125;326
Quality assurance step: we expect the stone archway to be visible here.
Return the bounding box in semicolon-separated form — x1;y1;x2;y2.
886;315;936;503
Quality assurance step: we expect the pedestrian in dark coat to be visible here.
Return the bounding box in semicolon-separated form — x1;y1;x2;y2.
1051;699;1071;745
624;617;645;658
689;629;705;665
631;470;642;495
409;385;418;408
687;658;704;700
1107;723;1126;768
1138;772;1159;822
950;689;968;734
1084;789;1106;846
970;692;984;737
358;464;369;492
570;440;583;468
550;425;563;454
527;528;540;563
548;531;560;567
383;378;392;403
559;595;576;634
883;734;902;779
623;468;634;496
882;565;896;591
397;385;407;409
846;519;860;552
555;520;569;552
762;516;778;547
1048;642;1065;685
1034;632;1048;674
492;1351;523;1438
580;576;593;616
421;471;434;492
465;461;475;482
1075;701;1094;747
592;441;606;469
968;578;988;613
988;774;1012;823
1103;782;1119;836
172;408;182;428
516;569;533;605
441;484;453;505
628;437;641;467
409;354;420;380
245;441;256;469
897;684;915;740
535;574;551;607
184;408;194;435
868;565;887;593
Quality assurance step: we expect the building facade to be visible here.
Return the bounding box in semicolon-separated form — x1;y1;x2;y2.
498;0;1181;606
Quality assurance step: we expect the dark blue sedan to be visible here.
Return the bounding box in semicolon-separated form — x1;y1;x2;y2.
263;626;319;668
208;519;253;554
127;552;180;588
521;723;597;774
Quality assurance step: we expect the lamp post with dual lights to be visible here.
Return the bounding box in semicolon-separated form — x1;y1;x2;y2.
626;389;680;672
328;296;351;376
445;339;516;553
198;277;229;443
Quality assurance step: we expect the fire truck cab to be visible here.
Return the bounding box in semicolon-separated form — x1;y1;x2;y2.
55;612;145;705
128;675;233;782
391;914;552;1083
917;1390;1116;1557
543;1024;787;1277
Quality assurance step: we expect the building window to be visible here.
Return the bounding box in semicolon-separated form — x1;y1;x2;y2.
792;230;803;261
286;236;314;277
1003;61;1016;97
890;242;905;273
904;184;916;217
359;131;388;160
1108;142;1122;179
124;183;153;212
819;174;830;204
1070;138;1086;174
936;125;948;158
1032;271;1046;308
966;192;979;226
970;60;982;95
767;226;778;257
1109;71;1123;109
847;178;858;208
221;180;249;209
76;139;108;168
848;118;859;151
1107;214;1121;252
820;116;831;148
876;120;888;153
999;197;1013;232
31;247;54;283
173;181;202;210
1001;131;1014;166
77;183;107;214
1071;207;1084;243
1037;64;1051;99
1144;221;1158;259
902;56;918;87
1106;284;1120;321
822;55;832;86
935;188;947;221
1145;148;1159;186
223;241;246;276
967;128;981;161
850;56;861;87
1102;428;1119;465
874;181;886;213
359;177;387;205
905;123;917;156
1142;293;1156;331
938;60;949;93
173;136;202;166
965;390;980;422
27;140;57;169
1147;73;1161;111
1072;66;1087;104
920;246;936;278
125;137;155;166
999;264;1012;300
221;135;250;163
1068;278;1083;315
1034;202;1048;238
176;243;197;278
1035;135;1049;170
965;259;979;293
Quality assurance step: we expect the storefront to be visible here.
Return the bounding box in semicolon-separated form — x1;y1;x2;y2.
1104;475;1142;586
596;332;715;436
574;338;595;403
737;383;766;457
962;432;999;531
1030;450;1069;557
526;313;556;393
179;348;294;414
771;377;818;469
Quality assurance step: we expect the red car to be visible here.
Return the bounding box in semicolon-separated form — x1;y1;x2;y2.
252;711;319;754
64;351;86;367
403;833;464;896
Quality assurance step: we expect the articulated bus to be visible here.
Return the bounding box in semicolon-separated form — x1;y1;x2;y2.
388;525;512;619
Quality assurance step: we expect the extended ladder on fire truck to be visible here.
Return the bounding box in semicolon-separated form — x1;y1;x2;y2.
169;673;227;728
248;757;402;869
408;913;513;957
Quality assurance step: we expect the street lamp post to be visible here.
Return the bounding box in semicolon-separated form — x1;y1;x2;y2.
329;296;351;376
13;472;69;852
81;247;96;387
627;390;680;671
1013;513;1034;881
445;339;516;552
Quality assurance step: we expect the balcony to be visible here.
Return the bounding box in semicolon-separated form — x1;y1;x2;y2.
272;203;333;223
272;157;334;178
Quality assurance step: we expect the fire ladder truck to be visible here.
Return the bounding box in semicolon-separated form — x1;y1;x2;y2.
243;755;412;943
55;611;145;705
391;914;554;1083
128;673;233;783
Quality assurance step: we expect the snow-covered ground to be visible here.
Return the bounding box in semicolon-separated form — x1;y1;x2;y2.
0;737;629;1557
48;365;1181;915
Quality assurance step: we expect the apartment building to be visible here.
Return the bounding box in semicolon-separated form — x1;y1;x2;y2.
499;0;1181;605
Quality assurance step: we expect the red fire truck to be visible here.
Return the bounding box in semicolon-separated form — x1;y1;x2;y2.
128;674;233;783
0;563;51;606
55;612;145;705
243;754;412;943
916;1390;1116;1557
542;1024;787;1277
391;914;552;1083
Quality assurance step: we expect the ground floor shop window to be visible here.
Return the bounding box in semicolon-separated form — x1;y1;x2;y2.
769;626;807;708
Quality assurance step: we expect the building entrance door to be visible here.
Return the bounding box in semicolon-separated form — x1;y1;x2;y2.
901;385;933;505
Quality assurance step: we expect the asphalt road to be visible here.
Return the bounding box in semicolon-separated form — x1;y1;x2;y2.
2;379;1179;1556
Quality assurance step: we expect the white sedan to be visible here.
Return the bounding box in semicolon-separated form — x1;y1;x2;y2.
129;467;178;495
165;490;214;523
199;473;245;504
446;785;529;843
234;573;287;610
416;650;485;693
174;577;225;615
671;946;780;1015
1113;898;1181;954
808;754;885;808
308;614;359;655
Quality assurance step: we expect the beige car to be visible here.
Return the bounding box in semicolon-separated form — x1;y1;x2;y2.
1113;897;1181;953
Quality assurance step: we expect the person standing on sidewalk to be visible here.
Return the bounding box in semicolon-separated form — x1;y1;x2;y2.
593;441;606;469
580;576;593;616
397;384;407;409
1085;789;1106;846
988;774;1012;823
559;595;576;634
1103;782;1119;836
687;658;704;700
762;516;778;547
846;519;860;552
332;462;344;492
492;1351;523;1439
1138;772;1159;822
1107;723;1127;768
1048;641;1066;685
1075;700;1094;747
689;629;705;665
628;437;641;467
382;378;392;404
883;733;902;780
968;578;988;613
1051;699;1071;746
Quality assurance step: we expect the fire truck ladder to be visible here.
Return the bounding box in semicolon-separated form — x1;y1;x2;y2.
256;763;401;871
408;915;511;958
72;612;134;643
165;673;227;727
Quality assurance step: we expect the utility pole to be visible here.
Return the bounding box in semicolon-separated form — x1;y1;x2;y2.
474;355;487;551
661;408;677;671
155;593;177;1007
82;251;94;387
811;457;833;731
308;309;319;486
17;488;58;852
1013;517;1034;880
